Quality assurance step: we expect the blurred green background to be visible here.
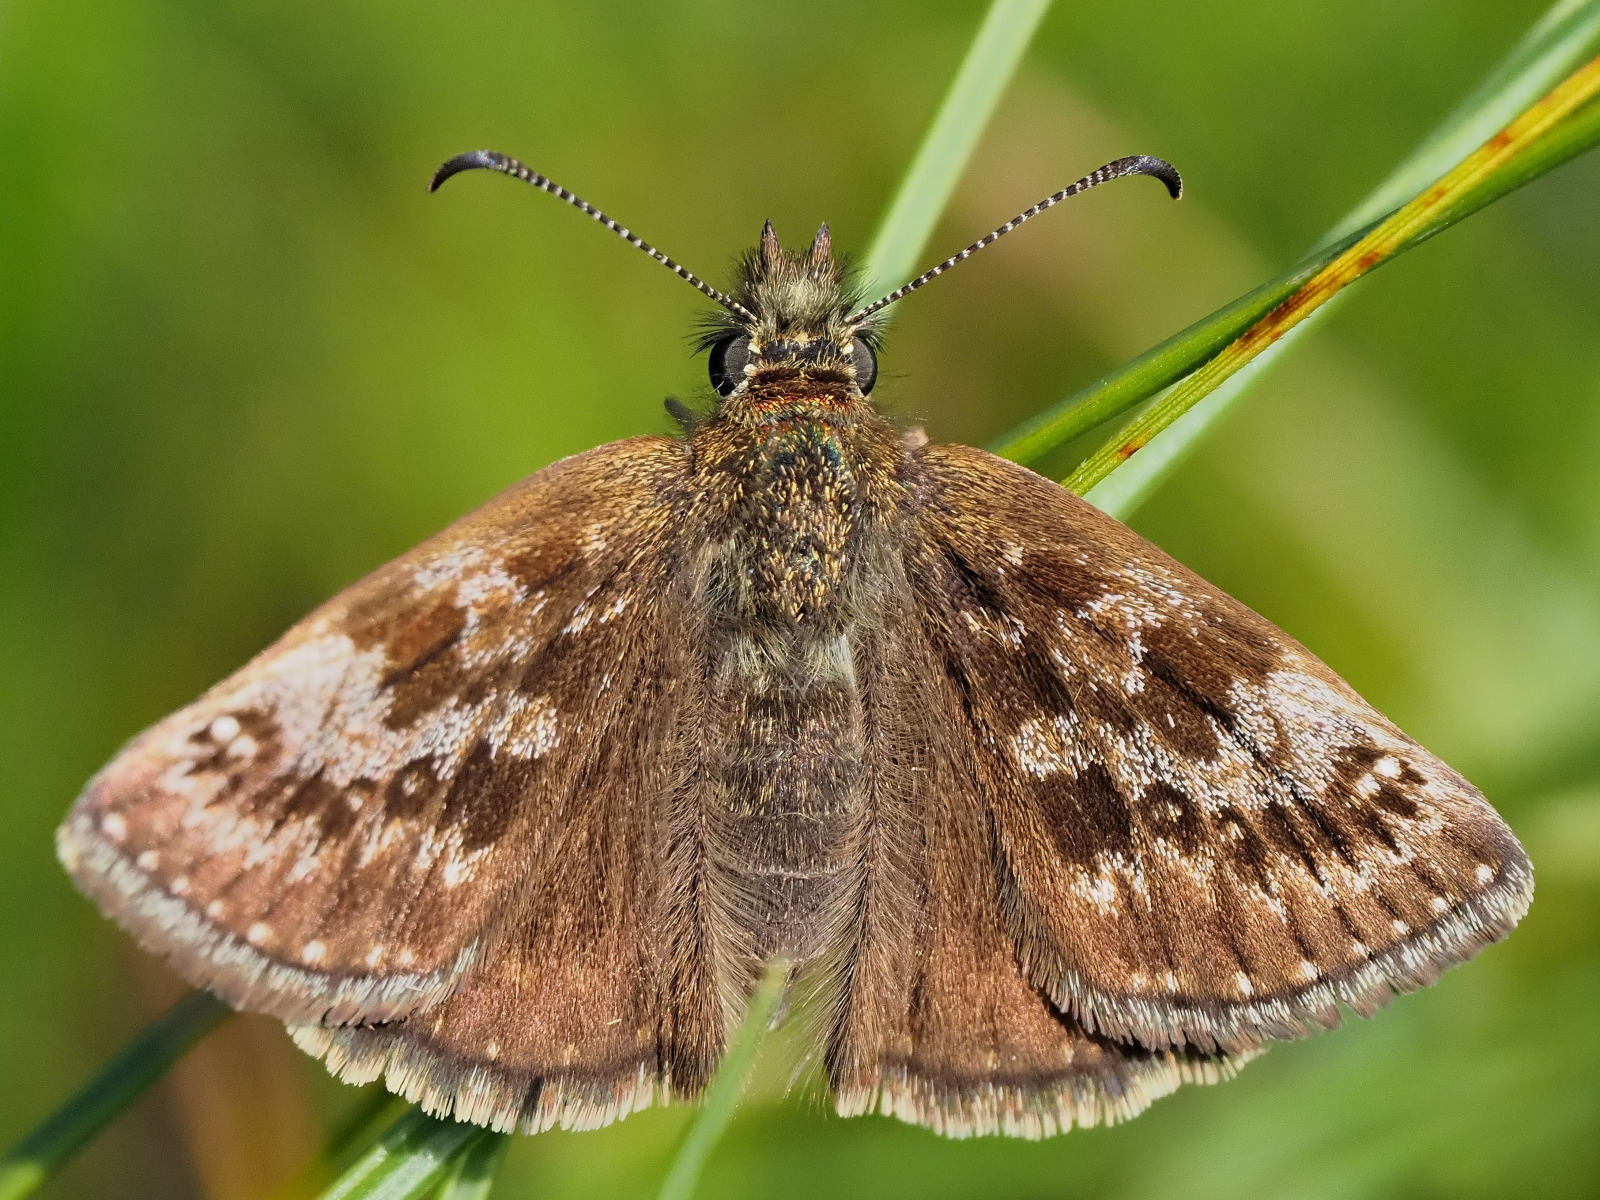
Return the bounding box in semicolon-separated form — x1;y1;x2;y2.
4;0;1599;1196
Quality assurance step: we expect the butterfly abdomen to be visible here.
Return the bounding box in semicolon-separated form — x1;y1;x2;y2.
703;634;865;967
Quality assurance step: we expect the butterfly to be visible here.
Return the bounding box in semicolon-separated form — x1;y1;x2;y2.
58;149;1531;1139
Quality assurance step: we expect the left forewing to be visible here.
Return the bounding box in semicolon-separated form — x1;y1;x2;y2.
908;444;1532;1054
58;437;689;1028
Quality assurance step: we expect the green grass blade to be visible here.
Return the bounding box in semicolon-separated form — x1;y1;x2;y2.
317;1109;487;1200
1069;64;1600;499
1082;0;1600;519
433;1132;510;1200
656;961;789;1200
0;990;230;1200
863;0;1053;299
1429;96;1600;217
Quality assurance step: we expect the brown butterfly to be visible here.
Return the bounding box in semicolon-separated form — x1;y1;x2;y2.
58;149;1532;1139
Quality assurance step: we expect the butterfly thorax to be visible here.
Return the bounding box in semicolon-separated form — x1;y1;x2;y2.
692;221;896;626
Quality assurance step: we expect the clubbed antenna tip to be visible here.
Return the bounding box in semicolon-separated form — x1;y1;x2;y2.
1130;154;1183;200
429;150;499;193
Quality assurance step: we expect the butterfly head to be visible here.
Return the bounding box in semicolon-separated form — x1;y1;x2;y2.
703;221;880;403
429;148;1183;413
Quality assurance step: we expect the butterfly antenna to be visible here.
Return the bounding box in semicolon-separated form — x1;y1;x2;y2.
431;149;758;323
847;154;1182;324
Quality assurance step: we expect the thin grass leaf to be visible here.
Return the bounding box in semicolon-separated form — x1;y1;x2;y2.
988;0;1600;496
317;1109;487;1200
1065;54;1600;499
433;1132;510;1200
1081;0;1600;519
656;961;789;1200
863;0;1053;298
0;990;229;1200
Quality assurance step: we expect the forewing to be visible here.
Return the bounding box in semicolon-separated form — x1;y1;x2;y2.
908;445;1532;1053
59;437;689;1026
827;610;1240;1137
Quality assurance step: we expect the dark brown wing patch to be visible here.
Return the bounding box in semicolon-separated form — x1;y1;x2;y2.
58;438;691;1045
908;445;1532;1054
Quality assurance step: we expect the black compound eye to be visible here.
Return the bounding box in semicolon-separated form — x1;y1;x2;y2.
850;337;878;394
708;334;751;397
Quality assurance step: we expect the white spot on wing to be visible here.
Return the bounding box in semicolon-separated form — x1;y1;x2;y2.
411;547;487;590
580;523;608;558
1475;863;1493;885
247;922;271;945
101;813;127;842
488;693;560;759
287;851;322;883
1235;972;1255;996
302;940;326;964
209;715;241;742
1011;714;1080;777
1077;873;1118;913
136;850;158;870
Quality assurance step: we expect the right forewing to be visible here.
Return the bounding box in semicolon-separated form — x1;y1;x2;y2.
903;445;1531;1055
